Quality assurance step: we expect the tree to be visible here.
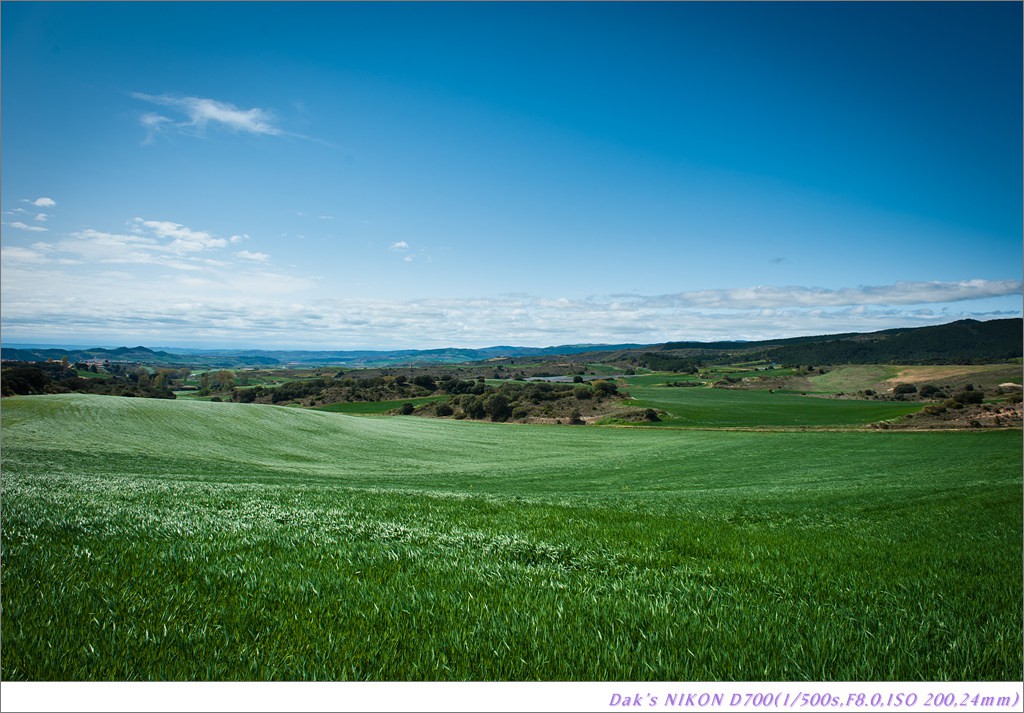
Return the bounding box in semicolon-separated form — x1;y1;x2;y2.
412;375;437;391
461;395;486;420
199;370;235;394
484;393;512;422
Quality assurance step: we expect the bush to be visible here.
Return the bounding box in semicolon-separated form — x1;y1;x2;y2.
956;389;984;405
893;383;917;395
484;394;512;422
412;375;437;391
435;402;454;417
398;402;415;415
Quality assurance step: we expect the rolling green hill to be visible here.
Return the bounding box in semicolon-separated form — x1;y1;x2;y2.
2;394;1020;680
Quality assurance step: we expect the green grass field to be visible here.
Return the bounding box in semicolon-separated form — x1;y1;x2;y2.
2;394;1020;680
623;381;922;428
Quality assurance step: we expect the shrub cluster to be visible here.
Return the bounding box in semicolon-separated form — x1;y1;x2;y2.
1;362;175;399
415;379;622;423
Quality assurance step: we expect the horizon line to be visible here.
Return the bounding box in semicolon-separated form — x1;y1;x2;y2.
1;316;1017;355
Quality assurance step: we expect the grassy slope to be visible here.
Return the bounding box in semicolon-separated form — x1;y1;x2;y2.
2;394;1021;680
807;364;1022;394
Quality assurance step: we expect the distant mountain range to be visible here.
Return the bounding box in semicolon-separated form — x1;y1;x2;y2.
0;342;648;368
2;318;1020;368
1;345;184;364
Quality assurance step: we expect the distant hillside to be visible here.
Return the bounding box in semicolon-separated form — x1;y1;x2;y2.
138;343;647;367
703;318;1022;365
1;345;183;364
3;318;1019;369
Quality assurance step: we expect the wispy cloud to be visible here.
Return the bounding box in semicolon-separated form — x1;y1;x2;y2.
132;93;282;138
389;241;409;251
8;221;48;233
7;218;268;277
139;113;174;144
131;218;227;253
26;197;56;208
616;280;1023;310
236;250;269;262
1;246;50;263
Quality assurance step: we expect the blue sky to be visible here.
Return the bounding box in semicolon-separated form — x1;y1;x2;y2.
2;1;1021;349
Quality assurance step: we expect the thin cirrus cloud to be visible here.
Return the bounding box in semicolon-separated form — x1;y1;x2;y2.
131;93;283;140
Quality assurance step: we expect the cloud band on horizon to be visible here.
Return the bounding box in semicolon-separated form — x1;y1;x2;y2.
1;252;1019;348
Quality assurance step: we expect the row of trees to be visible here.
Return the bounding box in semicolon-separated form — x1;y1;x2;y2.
220;367;629;422
1;362;176;399
412;379;622;423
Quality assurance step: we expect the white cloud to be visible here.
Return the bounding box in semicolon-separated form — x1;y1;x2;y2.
9;221;48;232
34;213;49;222
30;197;56;208
389;241;410;251
131;218;227;253
60;228;164;265
29;218;243;274
236;250;269;262
140;113;173;144
1;269;1019;349
619;280;1023;311
229;234;249;244
132;93;281;137
1;246;50;264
